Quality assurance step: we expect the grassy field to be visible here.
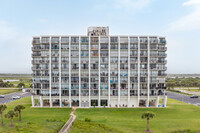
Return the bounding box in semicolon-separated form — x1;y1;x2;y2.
71;99;200;133
183;89;200;92
0;97;71;133
167;89;192;96
0;77;32;88
0;89;22;95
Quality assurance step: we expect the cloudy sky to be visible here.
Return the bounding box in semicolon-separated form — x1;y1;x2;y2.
0;0;200;74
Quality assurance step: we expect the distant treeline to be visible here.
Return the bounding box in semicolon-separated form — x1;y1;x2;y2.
0;79;14;87
0;79;28;88
166;78;200;89
0;73;31;78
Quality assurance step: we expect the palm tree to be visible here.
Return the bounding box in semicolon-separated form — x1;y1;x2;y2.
0;105;7;126
4;110;18;127
93;103;96;108
14;105;25;121
141;111;155;132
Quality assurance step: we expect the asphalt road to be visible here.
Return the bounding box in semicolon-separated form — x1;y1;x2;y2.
167;91;200;106
0;92;32;104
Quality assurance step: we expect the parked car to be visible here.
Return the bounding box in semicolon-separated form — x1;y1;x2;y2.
190;95;198;98
0;95;5;98
11;95;20;100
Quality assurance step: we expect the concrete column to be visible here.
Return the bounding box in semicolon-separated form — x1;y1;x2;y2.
137;37;140;107
40;96;43;107
69;36;72;107
146;99;149;107
163;96;167;107
50;98;52;107
147;37;150;107
155;96;159;107
89;37;91;107
128;36;130;107
118;36;120;107
49;36;52;108
108;36;111;107
98;36;101;107
59;36;62;107
31;96;35;107
79;36;81;107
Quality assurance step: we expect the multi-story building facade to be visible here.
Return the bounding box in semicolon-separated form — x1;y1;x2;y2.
31;27;167;108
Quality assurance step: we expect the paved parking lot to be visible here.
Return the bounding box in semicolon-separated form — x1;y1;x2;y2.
0;92;32;104
167;91;200;106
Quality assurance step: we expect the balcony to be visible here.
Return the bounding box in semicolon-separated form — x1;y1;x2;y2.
150;53;158;57
158;53;167;57
91;53;98;57
130;53;138;56
32;38;40;44
158;73;167;76
160;40;166;44
158;60;167;64
32;67;41;70
157;67;167;70
158;47;167;51
101;46;108;49
32;53;41;57
140;53;147;57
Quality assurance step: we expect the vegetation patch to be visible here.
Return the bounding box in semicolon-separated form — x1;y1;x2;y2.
167;89;192;96
0;97;71;133
0;89;22;95
70;120;122;133
71;98;200;133
166;78;200;89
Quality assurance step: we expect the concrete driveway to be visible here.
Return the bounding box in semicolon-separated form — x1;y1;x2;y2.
167;91;200;106
0;92;32;104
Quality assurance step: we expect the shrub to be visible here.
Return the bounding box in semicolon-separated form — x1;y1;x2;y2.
85;118;91;122
171;129;191;133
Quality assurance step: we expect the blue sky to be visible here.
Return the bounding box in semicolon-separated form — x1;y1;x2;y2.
0;0;200;74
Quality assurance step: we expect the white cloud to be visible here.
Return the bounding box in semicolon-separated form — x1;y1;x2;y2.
168;0;200;31
114;0;154;11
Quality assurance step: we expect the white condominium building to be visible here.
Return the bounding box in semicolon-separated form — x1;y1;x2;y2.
31;27;167;108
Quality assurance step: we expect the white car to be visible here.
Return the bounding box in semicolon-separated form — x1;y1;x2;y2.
0;95;5;98
11;96;20;100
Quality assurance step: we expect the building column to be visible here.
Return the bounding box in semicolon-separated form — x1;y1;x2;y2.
118;36;120;107
163;96;167;107
69;36;72;107
155;96;159;107
49;36;52;108
98;36;101;107
137;37;140;107
147;37;150;107
59;36;62;107
89;36;91;107
128;36;130;107
49;99;52;107
146;99;149;107
108;36;111;107
79;36;81;107
40;96;43;107
31;96;35;107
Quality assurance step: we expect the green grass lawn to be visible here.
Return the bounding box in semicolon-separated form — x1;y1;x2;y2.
71;99;200;133
183;89;200;92
0;89;22;95
0;97;71;133
167;89;192;96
